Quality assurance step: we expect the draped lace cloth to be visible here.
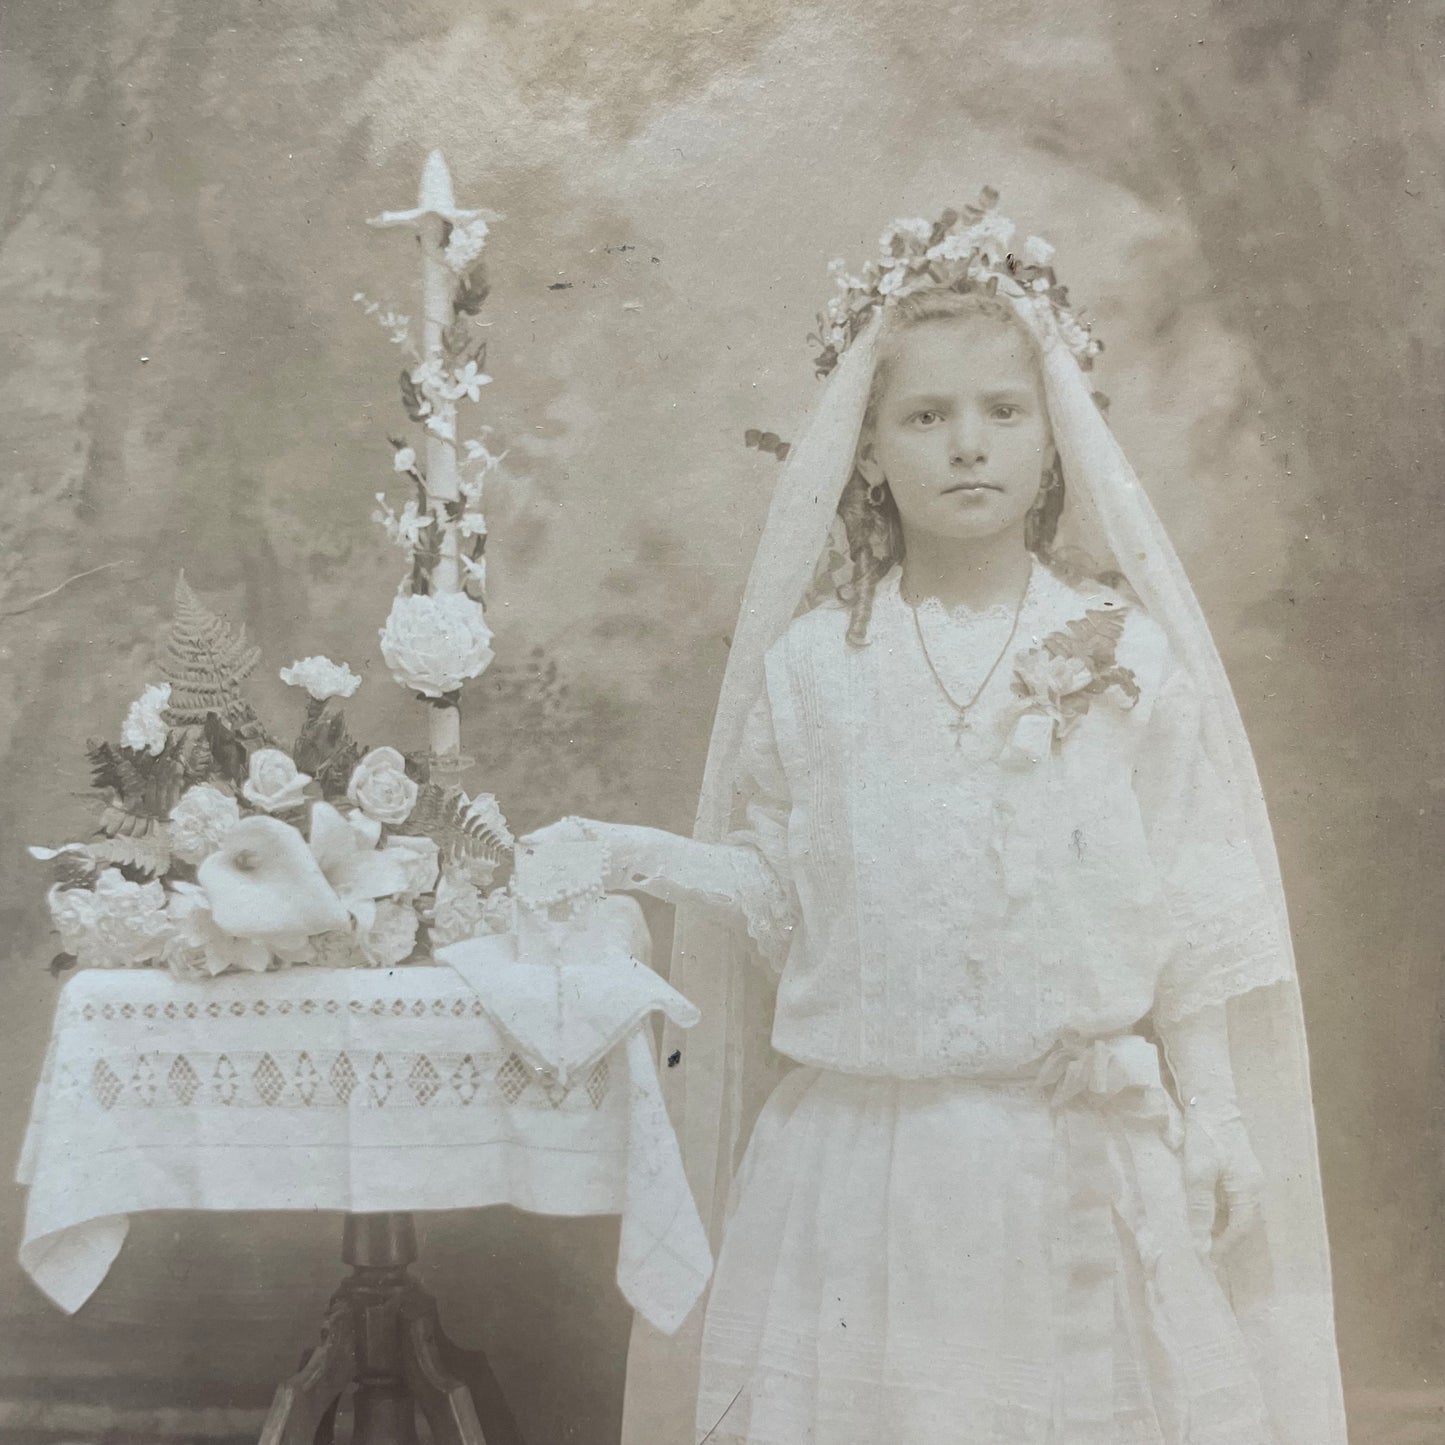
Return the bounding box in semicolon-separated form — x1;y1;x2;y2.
620;304;1346;1444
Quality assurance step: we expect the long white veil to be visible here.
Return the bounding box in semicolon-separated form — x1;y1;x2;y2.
619;290;1346;1445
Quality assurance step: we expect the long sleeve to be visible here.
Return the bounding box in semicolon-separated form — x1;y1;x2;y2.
1134;662;1292;1025
602;692;798;976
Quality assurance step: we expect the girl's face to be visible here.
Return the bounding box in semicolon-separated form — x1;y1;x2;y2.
860;317;1053;548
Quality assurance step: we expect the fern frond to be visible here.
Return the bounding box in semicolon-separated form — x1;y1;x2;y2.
159;573;266;734
409;784;514;870
91;826;171;877
87;738;133;796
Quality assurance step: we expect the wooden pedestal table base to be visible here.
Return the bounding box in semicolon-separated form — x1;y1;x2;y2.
259;1213;525;1445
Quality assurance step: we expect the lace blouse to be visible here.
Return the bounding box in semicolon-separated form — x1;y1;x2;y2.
716;561;1290;1079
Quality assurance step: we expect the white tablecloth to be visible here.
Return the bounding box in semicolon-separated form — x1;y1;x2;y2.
15;964;712;1334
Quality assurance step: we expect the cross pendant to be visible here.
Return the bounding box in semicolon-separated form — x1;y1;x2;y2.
949;711;972;747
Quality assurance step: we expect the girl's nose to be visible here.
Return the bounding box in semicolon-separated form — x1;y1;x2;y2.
949;415;986;466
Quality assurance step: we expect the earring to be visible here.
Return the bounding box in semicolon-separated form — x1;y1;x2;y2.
866;480;888;508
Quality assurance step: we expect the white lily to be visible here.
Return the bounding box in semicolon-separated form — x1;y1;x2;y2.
197;801;409;944
306;802;411;932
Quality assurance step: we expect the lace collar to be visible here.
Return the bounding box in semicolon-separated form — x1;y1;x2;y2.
874;559;1112;635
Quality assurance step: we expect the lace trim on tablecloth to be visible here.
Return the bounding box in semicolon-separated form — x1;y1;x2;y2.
49;1046;613;1112
65;992;490;1027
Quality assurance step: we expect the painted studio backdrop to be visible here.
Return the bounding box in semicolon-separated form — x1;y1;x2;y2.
0;2;1440;1441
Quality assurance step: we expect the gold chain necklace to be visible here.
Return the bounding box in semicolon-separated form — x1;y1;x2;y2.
907;567;1032;746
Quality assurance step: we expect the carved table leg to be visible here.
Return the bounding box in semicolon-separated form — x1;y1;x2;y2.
257;1299;358;1445
402;1302;488;1445
258;1214;523;1445
349;1269;420;1445
431;1328;525;1445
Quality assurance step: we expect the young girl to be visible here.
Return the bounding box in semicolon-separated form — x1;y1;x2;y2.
529;206;1345;1445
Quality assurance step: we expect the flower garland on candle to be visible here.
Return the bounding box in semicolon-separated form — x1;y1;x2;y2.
359;255;504;705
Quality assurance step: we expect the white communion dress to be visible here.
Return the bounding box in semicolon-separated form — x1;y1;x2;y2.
672;560;1291;1445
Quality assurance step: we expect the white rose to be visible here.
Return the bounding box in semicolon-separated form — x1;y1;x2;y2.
168;785;242;864
241;749;313;813
121;683;171;756
1020;234;1055;268
382;834;440;897
279;655;361;701
393;446;417;473
379;591;494;699
347;745;420;826
48;870;172;969
358;898;420;967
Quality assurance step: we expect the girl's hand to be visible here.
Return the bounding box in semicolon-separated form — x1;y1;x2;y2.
1182;1109;1266;1259
518;817;638;891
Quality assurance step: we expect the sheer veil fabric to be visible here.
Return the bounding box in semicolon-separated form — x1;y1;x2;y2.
618;299;1346;1445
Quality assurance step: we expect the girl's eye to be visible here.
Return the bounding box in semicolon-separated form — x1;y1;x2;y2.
910;410;944;427
991;404;1023;421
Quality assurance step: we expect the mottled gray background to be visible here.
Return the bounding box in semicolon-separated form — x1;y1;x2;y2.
1;1;1441;1441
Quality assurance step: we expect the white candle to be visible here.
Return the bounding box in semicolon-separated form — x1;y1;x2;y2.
370;150;490;762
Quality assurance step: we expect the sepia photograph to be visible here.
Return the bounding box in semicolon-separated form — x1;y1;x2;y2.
0;3;1440;1443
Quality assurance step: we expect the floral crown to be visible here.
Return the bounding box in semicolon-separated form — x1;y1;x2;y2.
810;187;1103;378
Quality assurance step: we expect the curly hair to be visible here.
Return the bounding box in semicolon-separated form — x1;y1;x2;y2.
835;289;1064;646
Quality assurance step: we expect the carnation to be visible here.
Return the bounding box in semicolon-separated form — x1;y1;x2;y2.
279;656;361;701
358;898;420;967
169;785;242;864
121;683;172;756
301;928;367;969
379;591;494;699
49;870;172;969
429;869;489;948
382;834;441;897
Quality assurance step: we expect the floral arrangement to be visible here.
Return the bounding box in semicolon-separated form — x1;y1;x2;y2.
1008;607;1140;757
810;187;1104;378
32;578;515;979
31;153;523;982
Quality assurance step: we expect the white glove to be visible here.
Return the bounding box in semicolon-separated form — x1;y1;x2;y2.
520;817;748;910
1162;1004;1266;1259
